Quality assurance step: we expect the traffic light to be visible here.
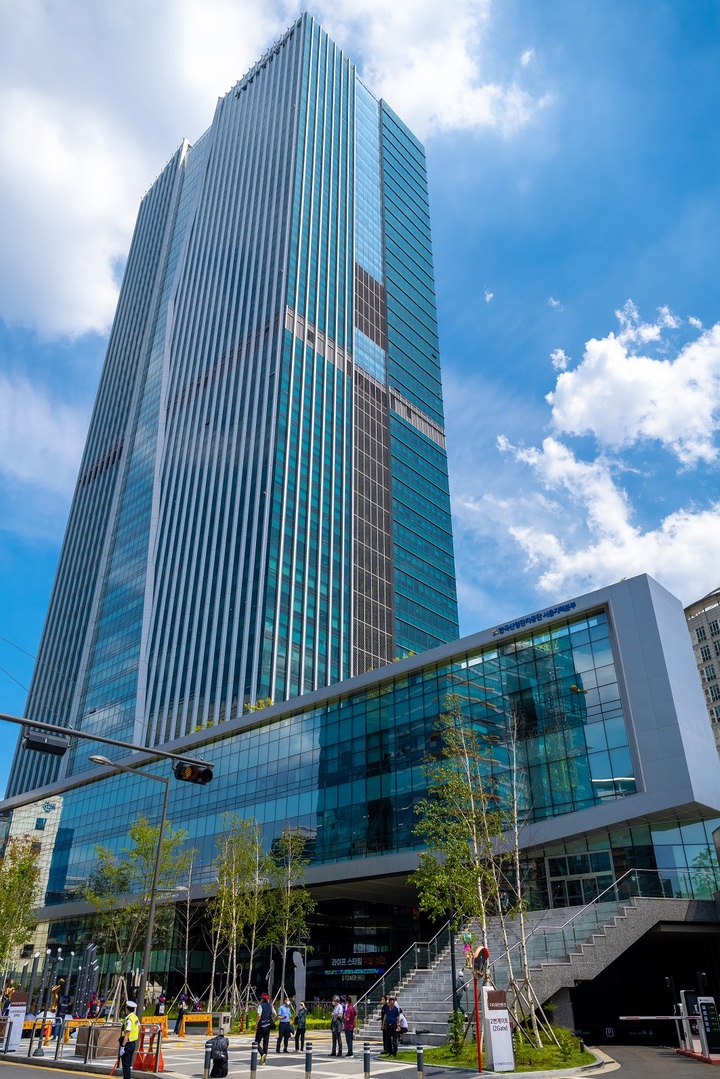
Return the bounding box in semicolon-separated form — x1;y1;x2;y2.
173;760;214;785
22;731;70;756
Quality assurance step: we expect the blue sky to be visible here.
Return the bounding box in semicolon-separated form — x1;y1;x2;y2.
1;0;719;793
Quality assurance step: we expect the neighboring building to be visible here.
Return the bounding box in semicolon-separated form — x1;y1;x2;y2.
1;797;65;955
7;14;458;798
684;587;720;751
1;574;719;1002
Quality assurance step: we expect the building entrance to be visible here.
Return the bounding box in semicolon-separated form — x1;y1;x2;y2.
547;850;614;907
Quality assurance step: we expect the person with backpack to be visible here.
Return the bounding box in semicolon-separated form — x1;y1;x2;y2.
256;993;276;1064
343;994;357;1058
209;1027;229;1078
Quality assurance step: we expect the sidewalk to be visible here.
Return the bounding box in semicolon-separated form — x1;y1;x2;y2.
0;1031;620;1079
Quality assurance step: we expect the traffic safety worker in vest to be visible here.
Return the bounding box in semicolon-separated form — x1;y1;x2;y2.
119;1000;141;1079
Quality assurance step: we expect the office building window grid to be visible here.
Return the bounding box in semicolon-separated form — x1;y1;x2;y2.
39;606;635;905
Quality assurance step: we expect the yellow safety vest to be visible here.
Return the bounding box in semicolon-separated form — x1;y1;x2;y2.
125;1012;140;1042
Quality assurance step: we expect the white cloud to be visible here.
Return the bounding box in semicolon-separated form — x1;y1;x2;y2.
0;89;144;337
0;373;87;494
452;302;720;609
550;348;570;370
485;289;494;303
548;306;720;465
0;0;548;338
548;296;562;309
689;316;704;329
615;299;680;345
322;0;544;139
497;436;720;603
520;49;535;66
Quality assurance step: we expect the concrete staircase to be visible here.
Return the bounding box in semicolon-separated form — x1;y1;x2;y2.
357;897;718;1046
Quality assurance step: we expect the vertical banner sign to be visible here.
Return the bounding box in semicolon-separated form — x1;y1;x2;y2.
698;998;720;1056
6;991;28;1051
482;988;514;1073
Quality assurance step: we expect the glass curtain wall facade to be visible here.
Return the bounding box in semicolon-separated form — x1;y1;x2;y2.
35;598;707;908
4;573;719;998
8;15;458;797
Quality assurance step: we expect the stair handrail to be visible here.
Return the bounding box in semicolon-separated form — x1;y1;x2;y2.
441;867;682;1003
354;919;451;1024
486;867;675;976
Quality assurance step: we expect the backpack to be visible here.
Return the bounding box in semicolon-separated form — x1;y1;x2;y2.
210;1036;228;1060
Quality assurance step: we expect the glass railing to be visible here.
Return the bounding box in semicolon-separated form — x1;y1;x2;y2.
488;867;698;985
355;921;451;1024
357;867;716;1017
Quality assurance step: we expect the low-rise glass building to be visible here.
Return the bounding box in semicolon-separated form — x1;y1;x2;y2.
2;573;719;998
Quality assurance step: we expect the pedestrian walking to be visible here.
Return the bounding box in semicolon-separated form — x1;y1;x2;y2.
343;994;356;1057
256;993;275;1064
382;995;400;1057
209;1027;229;1077
173;994;186;1035
276;995;292;1053
294;1001;307;1052
330;995;344;1057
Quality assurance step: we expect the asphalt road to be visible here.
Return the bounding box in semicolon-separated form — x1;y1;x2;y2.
595;1044;706;1077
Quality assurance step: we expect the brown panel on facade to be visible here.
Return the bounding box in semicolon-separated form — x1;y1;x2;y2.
354;263;387;350
353;369;394;673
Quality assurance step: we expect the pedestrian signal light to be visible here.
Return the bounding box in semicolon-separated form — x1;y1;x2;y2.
173;761;214;785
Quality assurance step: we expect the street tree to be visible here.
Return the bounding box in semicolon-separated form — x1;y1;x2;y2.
413;694;503;941
0;835;41;972
84;816;192;1004
266;827;316;997
210;814;272;1014
413;694;554;1047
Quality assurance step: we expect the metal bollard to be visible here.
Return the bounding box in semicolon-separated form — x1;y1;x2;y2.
54;1017;66;1060
363;1041;371;1079
416;1044;424;1079
251;1041;259;1079
154;1027;163;1073
305;1040;313;1079
204;1038;213;1079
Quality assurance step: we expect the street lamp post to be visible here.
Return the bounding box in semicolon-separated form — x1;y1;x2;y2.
88;755;170;1019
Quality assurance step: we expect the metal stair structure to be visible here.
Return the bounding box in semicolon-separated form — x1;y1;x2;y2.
355;871;719;1046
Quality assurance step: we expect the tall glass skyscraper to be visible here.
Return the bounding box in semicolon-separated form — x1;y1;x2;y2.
8;15;458;796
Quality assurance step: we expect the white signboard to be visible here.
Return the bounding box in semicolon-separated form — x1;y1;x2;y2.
6;1003;27;1051
482;987;514;1072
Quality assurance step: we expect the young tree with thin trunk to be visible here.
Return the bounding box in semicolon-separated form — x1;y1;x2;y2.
413;694;555;1047
0;836;41;973
266;828;316;998
212;815;272;1015
83;816;192;1004
413;694;502;943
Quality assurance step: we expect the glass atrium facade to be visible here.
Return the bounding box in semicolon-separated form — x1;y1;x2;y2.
35;600;687;907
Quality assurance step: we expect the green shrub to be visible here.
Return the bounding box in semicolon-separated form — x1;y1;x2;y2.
447;1010;465;1057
